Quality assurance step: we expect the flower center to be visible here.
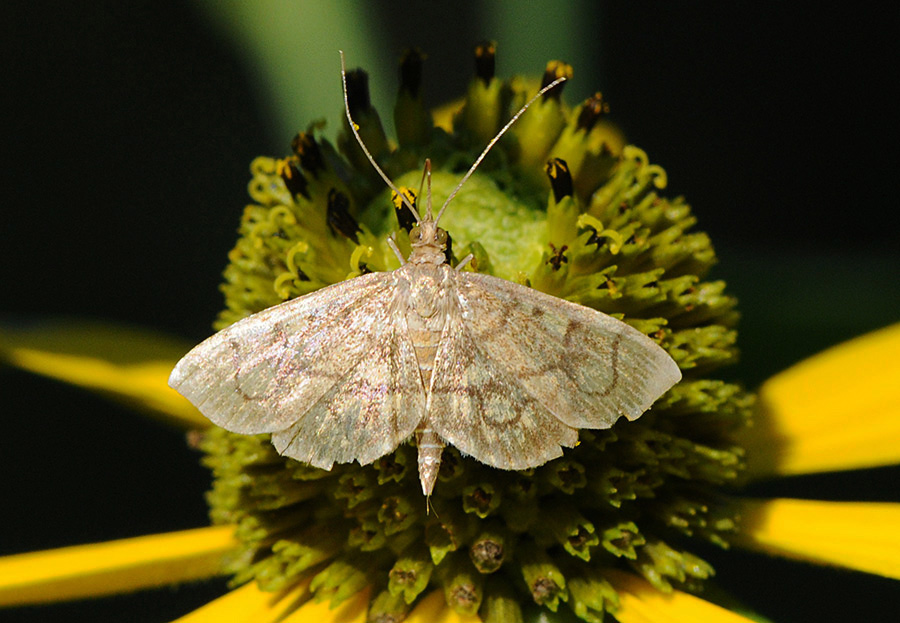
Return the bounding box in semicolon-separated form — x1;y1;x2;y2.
203;44;753;622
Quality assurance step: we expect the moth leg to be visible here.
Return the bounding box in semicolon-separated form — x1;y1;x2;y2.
387;234;406;265
455;254;474;271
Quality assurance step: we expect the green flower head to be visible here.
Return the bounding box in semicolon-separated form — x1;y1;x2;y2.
200;43;751;622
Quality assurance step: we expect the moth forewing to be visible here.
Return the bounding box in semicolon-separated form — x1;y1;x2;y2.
452;271;682;430
426;269;681;472
268;281;426;470
168;271;424;449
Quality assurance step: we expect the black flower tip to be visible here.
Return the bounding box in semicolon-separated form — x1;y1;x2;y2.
545;157;574;202
399;48;426;97
391;187;418;233
395;48;433;147
290;131;325;177
541;60;573;101
275;158;309;199
326;188;360;242
344;68;372;118
474;40;496;86
577;92;610;132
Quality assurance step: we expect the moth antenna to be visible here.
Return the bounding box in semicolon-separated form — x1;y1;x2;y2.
340;51;421;222
425;159;434;219
413;158;434;220
435;75;567;225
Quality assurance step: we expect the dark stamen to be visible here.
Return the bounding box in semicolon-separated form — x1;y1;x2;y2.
392;188;418;232
547;243;569;270
474;41;496;86
545;158;573;202
345;68;372;118
399;48;425;97
290;132;325;177
277;158;309;199
541;61;573;101
577;92;610;132
327;188;361;242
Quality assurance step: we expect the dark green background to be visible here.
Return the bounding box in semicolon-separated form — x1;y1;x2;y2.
2;2;897;621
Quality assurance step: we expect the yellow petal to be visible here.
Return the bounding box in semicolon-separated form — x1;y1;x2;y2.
173;583;305;623
281;587;369;623
0;526;237;607
732;498;900;580
605;569;757;623
406;590;481;622
739;323;900;478
0;320;208;429
175;585;475;623
431;98;464;133
173;578;371;623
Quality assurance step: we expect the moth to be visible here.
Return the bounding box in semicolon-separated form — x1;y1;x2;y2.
169;53;682;496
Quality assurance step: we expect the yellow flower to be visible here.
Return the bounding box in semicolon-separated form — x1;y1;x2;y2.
3;43;898;622
2;320;898;622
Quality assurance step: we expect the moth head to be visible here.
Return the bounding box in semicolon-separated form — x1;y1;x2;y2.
409;219;449;251
402;158;450;253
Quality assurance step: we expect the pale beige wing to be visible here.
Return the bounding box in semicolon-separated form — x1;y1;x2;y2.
169;272;425;468
428;271;681;470
270;300;426;469
427;300;579;470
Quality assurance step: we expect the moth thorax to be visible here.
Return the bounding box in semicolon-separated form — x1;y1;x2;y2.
409;270;444;318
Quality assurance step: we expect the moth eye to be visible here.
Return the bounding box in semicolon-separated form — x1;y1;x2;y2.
410;225;422;241
436;229;448;244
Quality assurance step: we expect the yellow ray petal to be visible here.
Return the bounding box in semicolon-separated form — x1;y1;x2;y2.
406;590;481;622
0;526;237;607
739;323;900;478
173;582;306;623
432;98;464;133
173;578;370;623
605;569;756;623
733;498;900;580
281;587;369;623
0;320;208;429
175;585;473;623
